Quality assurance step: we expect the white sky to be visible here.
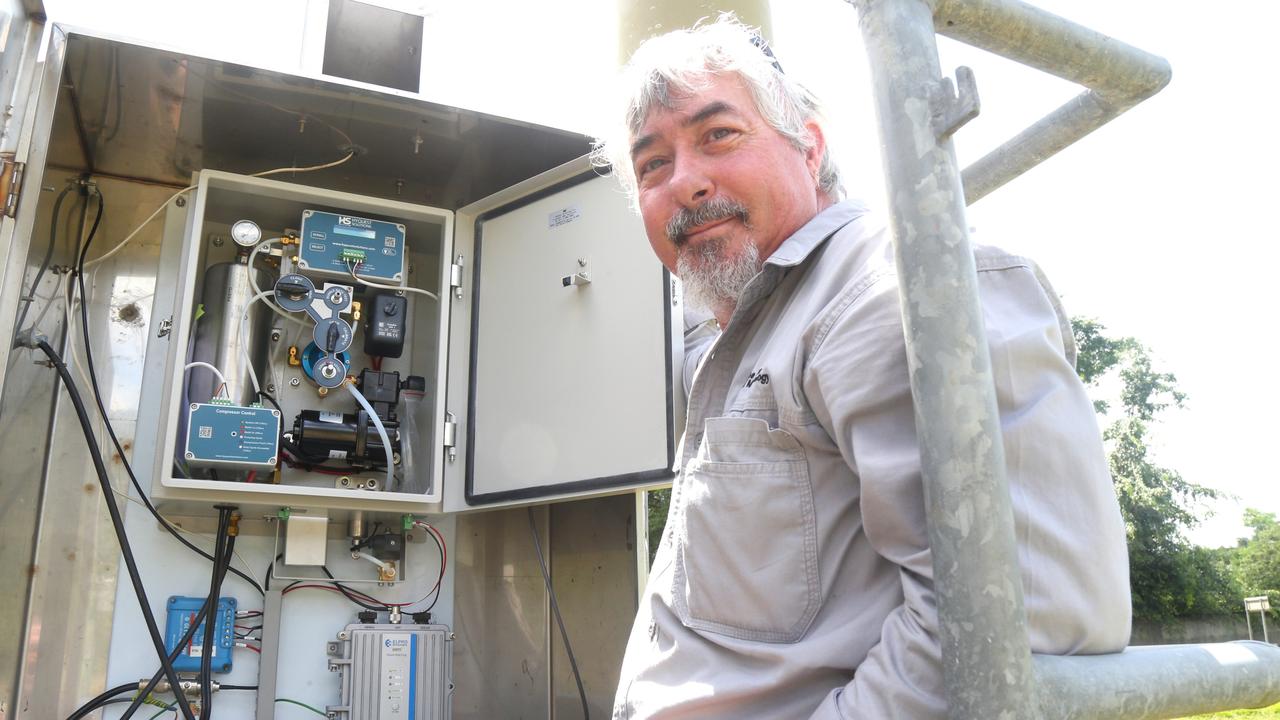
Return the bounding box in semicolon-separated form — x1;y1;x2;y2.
42;0;1277;547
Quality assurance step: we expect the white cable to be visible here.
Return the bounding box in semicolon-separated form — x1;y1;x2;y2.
84;185;196;270
251;151;354;178
344;380;394;491
183;362;230;400
83;151;355;270
347;261;439;301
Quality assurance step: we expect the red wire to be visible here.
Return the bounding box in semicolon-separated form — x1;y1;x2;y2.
239;644;261;654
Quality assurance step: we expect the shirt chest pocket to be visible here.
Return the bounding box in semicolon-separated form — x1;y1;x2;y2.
671;416;821;643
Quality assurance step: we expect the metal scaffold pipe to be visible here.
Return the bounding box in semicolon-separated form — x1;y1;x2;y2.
854;1;1039;718
930;0;1172;203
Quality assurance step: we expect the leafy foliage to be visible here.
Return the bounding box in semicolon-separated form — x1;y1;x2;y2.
1072;317;1231;621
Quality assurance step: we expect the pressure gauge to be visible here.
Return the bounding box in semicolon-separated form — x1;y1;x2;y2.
230;219;262;247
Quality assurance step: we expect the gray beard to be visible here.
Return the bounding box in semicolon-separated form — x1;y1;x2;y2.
675;237;762;320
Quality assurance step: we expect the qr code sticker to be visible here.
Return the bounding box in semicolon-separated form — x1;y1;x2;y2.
198;426;213;439
384;236;397;247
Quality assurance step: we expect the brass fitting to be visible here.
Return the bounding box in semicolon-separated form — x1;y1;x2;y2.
287;346;301;367
228;512;241;537
351;300;362;323
317;386;329;398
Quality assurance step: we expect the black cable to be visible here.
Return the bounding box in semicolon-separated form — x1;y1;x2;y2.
122;519;237;720
66;681;137;720
37;339;197;720
120;588;216;718
199;508;232;720
320;565;389;612
14;183;74;337
527;507;590;720
69;187;263;596
220;685;259;691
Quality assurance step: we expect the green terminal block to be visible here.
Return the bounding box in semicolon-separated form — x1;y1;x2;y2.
402;514;415;532
339;247;367;264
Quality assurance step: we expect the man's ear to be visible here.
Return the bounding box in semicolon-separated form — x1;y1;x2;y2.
803;119;826;182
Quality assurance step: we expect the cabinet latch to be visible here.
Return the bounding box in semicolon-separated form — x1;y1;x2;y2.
443;412;457;463
0;155;25;219
449;254;464;299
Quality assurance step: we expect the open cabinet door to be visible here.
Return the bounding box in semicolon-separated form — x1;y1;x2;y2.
0;6;62;718
0;4;53;394
444;157;679;511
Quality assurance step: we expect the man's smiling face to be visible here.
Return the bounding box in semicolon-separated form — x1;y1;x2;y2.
629;73;828;318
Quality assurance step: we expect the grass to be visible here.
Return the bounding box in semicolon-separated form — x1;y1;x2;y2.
1180;703;1280;718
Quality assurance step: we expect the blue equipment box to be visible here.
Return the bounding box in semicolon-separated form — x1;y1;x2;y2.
298;209;406;282
184;402;280;471
164;595;237;673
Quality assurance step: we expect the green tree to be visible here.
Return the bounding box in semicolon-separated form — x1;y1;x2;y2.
1072;317;1227;621
1237;508;1280;599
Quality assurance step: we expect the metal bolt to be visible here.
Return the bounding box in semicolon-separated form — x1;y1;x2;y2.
340;477;350;487
320;364;338;379
578;258;587;267
185;452;194;459
266;383;275;393
271;330;282;342
175;196;186;207
190;404;198;410
290;378;301;387
338;631;348;640
211;235;224;247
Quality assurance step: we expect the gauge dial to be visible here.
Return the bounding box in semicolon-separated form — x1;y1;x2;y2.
231;219;262;247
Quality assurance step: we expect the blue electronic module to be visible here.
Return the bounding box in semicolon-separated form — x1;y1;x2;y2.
184;401;280;472
298;209;406;282
164;595;237;673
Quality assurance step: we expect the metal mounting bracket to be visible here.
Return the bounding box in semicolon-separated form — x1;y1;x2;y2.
932;66;980;140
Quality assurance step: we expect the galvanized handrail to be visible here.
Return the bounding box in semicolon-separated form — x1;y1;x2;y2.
855;0;1280;718
1035;642;1280;719
932;0;1173;204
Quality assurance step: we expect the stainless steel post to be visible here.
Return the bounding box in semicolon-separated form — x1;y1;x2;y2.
854;1;1038;717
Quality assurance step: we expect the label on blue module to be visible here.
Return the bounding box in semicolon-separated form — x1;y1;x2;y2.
164;595;237;673
299;209;406;282
184;403;279;471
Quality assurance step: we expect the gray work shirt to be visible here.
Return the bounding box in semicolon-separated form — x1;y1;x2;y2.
613;200;1131;719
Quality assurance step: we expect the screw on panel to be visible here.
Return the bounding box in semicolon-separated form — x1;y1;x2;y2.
290;377;301;387
266;383;275;393
190;404;198;410
184;452;194;459
175;196;186;207
338;631;348;639
271;330;282;342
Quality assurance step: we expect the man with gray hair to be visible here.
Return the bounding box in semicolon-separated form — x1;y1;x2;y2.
596;15;1131;720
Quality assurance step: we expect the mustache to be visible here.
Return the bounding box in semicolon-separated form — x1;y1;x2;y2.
665;197;750;244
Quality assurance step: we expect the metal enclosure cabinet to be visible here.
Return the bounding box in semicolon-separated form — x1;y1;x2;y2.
0;21;669;717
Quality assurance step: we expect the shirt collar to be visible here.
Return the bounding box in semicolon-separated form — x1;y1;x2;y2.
765;199;869;268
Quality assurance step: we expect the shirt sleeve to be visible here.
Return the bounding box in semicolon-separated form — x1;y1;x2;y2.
802;277;947;719
801;260;1130;719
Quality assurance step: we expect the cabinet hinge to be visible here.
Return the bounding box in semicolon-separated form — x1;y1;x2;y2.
449;254;464;299
443;412;457;463
1;156;25;219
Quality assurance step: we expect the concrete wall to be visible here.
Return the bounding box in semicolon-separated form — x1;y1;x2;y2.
1131;615;1267;646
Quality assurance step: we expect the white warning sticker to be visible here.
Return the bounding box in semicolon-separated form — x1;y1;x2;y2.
318;411;343;424
548;205;581;229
